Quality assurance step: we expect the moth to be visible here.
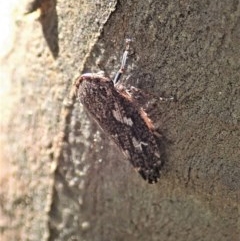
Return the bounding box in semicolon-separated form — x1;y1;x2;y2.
75;39;162;183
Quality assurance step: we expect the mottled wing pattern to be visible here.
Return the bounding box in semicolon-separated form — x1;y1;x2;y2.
75;74;162;183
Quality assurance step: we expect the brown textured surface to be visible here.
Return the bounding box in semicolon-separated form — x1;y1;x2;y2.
76;74;162;183
0;0;239;240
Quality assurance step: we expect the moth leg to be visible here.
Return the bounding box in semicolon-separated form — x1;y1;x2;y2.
113;38;132;85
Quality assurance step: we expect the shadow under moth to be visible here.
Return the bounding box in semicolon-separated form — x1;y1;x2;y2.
75;39;162;183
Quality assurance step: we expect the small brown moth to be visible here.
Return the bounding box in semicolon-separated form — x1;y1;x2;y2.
75;39;162;183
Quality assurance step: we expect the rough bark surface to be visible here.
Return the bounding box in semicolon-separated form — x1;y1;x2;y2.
0;0;239;241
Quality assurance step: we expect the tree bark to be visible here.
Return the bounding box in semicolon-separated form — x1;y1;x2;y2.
0;0;239;240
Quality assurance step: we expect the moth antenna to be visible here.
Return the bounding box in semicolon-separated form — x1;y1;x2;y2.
113;38;132;85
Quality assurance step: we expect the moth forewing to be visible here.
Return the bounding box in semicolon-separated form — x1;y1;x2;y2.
75;73;162;183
